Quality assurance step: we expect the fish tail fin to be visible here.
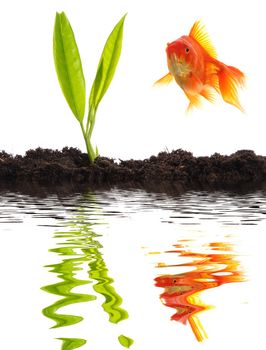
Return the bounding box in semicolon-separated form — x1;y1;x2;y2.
217;64;245;112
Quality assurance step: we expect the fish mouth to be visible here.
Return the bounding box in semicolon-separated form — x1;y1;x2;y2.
168;54;191;78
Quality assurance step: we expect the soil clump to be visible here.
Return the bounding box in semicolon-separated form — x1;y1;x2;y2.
0;147;265;194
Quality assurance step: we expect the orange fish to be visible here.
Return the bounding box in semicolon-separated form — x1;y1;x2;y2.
155;21;245;112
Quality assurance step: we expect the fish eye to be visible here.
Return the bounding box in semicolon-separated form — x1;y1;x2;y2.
185;47;190;54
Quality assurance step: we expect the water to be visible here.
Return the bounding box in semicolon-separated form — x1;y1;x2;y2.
1;188;266;350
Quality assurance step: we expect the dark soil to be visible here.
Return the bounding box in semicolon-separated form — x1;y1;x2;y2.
1;147;266;194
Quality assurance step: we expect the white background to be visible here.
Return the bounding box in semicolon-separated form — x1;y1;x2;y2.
0;0;265;160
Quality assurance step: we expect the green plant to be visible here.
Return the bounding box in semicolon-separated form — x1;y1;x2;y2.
53;12;126;162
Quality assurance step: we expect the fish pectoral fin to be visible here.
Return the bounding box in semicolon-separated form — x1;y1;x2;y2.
185;92;202;113
200;86;217;103
189;20;217;59
154;73;173;86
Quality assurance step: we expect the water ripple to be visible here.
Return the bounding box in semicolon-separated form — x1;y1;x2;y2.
0;188;265;348
41;198;130;349
1;189;266;227
154;240;246;341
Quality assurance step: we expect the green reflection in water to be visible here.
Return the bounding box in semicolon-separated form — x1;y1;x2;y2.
57;337;87;350
89;250;128;323
118;334;134;348
42;197;131;348
41;229;97;328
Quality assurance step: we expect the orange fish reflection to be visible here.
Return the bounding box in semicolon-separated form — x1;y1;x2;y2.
154;241;246;341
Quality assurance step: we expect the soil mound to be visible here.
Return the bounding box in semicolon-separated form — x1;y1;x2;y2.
0;147;265;193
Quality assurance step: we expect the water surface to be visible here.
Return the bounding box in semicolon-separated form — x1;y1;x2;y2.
0;189;265;350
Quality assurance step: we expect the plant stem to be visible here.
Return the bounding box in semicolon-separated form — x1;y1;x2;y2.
86;107;96;138
80;122;96;162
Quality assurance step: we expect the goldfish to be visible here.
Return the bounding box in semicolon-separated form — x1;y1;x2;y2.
155;20;245;112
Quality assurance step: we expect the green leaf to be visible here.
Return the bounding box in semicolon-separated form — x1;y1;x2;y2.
53;12;86;122
89;14;126;114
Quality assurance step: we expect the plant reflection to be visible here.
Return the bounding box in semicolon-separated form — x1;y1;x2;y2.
154;241;246;341
42;195;131;349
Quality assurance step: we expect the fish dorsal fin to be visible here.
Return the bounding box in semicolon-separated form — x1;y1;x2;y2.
189;20;217;59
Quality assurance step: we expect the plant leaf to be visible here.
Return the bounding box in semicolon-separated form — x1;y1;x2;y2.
89;14;126;113
53;12;86;122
